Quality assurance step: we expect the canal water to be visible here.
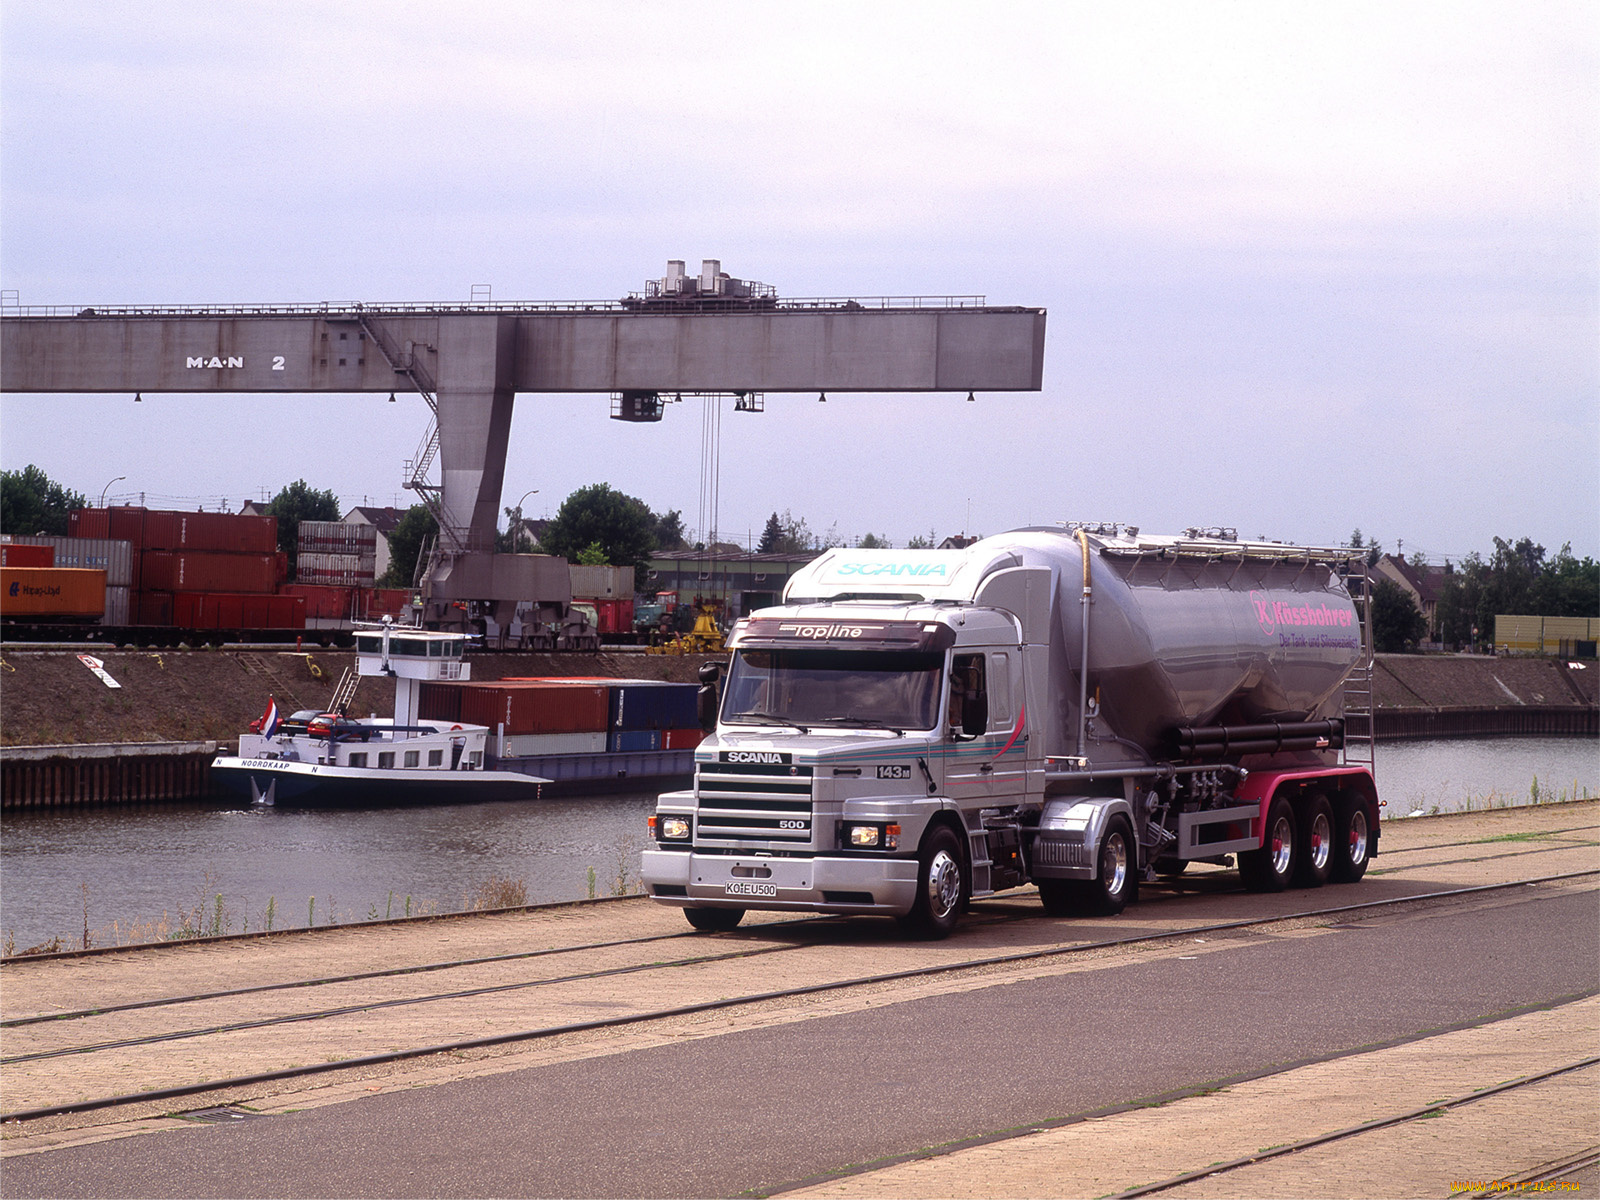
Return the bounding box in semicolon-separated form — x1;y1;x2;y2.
2;737;1595;952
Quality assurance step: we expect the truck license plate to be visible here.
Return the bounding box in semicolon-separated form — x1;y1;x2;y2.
725;881;778;898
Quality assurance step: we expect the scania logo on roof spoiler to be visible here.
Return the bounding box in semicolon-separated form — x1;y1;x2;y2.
721;751;792;764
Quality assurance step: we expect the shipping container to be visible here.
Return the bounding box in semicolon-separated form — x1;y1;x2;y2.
1;568;106;618
573;596;635;635
502;731;608;757
369;588;413;617
609;681;699;731
279;583;365;621
4;536;135;587
137;591;173;626
73;507;278;554
455;681;611;735
569;564;635;598
294;551;376;586
609;729;663;753
662;728;705;750
170;592;306;631
297;521;378;555
140;550;282;594
0;544;53;568
104;585;131;626
417;681;465;724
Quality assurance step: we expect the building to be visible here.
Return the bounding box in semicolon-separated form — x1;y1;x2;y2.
343;506;406;581
1375;553;1451;639
644;550;822;617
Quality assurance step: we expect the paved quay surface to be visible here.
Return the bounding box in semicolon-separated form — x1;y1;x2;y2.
1;801;1595;1198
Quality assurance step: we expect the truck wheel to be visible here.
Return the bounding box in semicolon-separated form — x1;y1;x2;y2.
683;906;744;932
1331;793;1372;882
901;826;966;939
1240;797;1297;892
1084;816;1137;915
1295;793;1334;887
1036;878;1075;918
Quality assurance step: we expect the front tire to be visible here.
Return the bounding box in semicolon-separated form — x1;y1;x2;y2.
1240;796;1297;892
683;906;744;932
1083;816;1137;915
901;825;966;939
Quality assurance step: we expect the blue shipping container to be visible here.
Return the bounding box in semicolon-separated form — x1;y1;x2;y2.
609;682;699;731
609;729;663;752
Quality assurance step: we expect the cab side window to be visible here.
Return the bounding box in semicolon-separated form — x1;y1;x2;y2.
949;654;988;738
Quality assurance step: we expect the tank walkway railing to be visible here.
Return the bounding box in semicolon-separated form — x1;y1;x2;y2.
0;295;1000;318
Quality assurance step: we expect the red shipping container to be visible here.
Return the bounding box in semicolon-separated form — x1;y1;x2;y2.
663;728;705;750
455;681;610;735
281;583;363;621
68;509;111;539
142;510;278;553
140;551;281;593
416;681;466;724
0;544;54;568
171;592;306;630
137;591;173;625
368;588;413;617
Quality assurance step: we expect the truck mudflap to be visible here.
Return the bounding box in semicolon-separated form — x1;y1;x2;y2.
641;848;921;915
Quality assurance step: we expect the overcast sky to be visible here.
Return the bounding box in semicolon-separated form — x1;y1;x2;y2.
2;1;1595;562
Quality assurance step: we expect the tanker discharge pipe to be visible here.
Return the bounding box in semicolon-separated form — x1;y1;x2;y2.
1076;527;1092;761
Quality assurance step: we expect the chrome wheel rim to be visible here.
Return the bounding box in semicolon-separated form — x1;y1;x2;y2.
926;849;962;919
1103;831;1128;896
1270;816;1293;877
1309;811;1331;872
1348;809;1369;866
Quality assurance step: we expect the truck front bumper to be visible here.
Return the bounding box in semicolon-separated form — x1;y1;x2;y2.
641;848;921;917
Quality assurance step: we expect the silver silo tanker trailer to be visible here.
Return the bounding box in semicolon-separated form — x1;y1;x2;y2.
641;527;1379;938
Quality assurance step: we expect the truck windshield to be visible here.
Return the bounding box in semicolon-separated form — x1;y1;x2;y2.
722;649;944;731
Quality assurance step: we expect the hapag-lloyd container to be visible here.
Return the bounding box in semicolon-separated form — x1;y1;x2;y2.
0;567;107;617
3;536;135;588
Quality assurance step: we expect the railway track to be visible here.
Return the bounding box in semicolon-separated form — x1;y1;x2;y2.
3;829;1595;1125
1108;1056;1600;1198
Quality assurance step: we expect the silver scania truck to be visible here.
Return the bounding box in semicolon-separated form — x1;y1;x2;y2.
640;527;1379;937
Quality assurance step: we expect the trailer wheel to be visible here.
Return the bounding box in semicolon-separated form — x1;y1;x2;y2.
900;825;966;939
1331;793;1372;882
683;906;745;932
1240;797;1297;892
1295;792;1334;887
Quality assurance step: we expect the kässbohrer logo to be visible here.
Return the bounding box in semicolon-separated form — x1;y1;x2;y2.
1250;591;1355;637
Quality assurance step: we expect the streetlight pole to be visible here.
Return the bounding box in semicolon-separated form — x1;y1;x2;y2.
512;490;539;552
100;476;126;507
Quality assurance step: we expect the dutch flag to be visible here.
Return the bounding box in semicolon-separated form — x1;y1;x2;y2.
260;697;281;739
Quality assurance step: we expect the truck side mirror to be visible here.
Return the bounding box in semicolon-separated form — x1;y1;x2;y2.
962;696;987;739
697;661;723;732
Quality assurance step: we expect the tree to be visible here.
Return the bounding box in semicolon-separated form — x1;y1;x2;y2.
757;512;784;554
857;532;890;548
1372;578;1428;653
377;505;438;588
653;509;688;552
266;480;340;580
539;484;658;577
906;527;939;549
1;465;87;536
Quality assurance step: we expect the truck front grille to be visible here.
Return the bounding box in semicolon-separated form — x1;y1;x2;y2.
695;762;814;843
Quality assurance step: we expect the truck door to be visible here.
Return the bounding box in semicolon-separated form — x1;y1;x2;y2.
943;651;1026;809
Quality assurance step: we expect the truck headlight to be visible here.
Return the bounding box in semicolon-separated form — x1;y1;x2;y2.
651;815;692;841
845;823;899;851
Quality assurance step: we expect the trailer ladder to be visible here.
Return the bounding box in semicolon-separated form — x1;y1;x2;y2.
1342;560;1376;777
